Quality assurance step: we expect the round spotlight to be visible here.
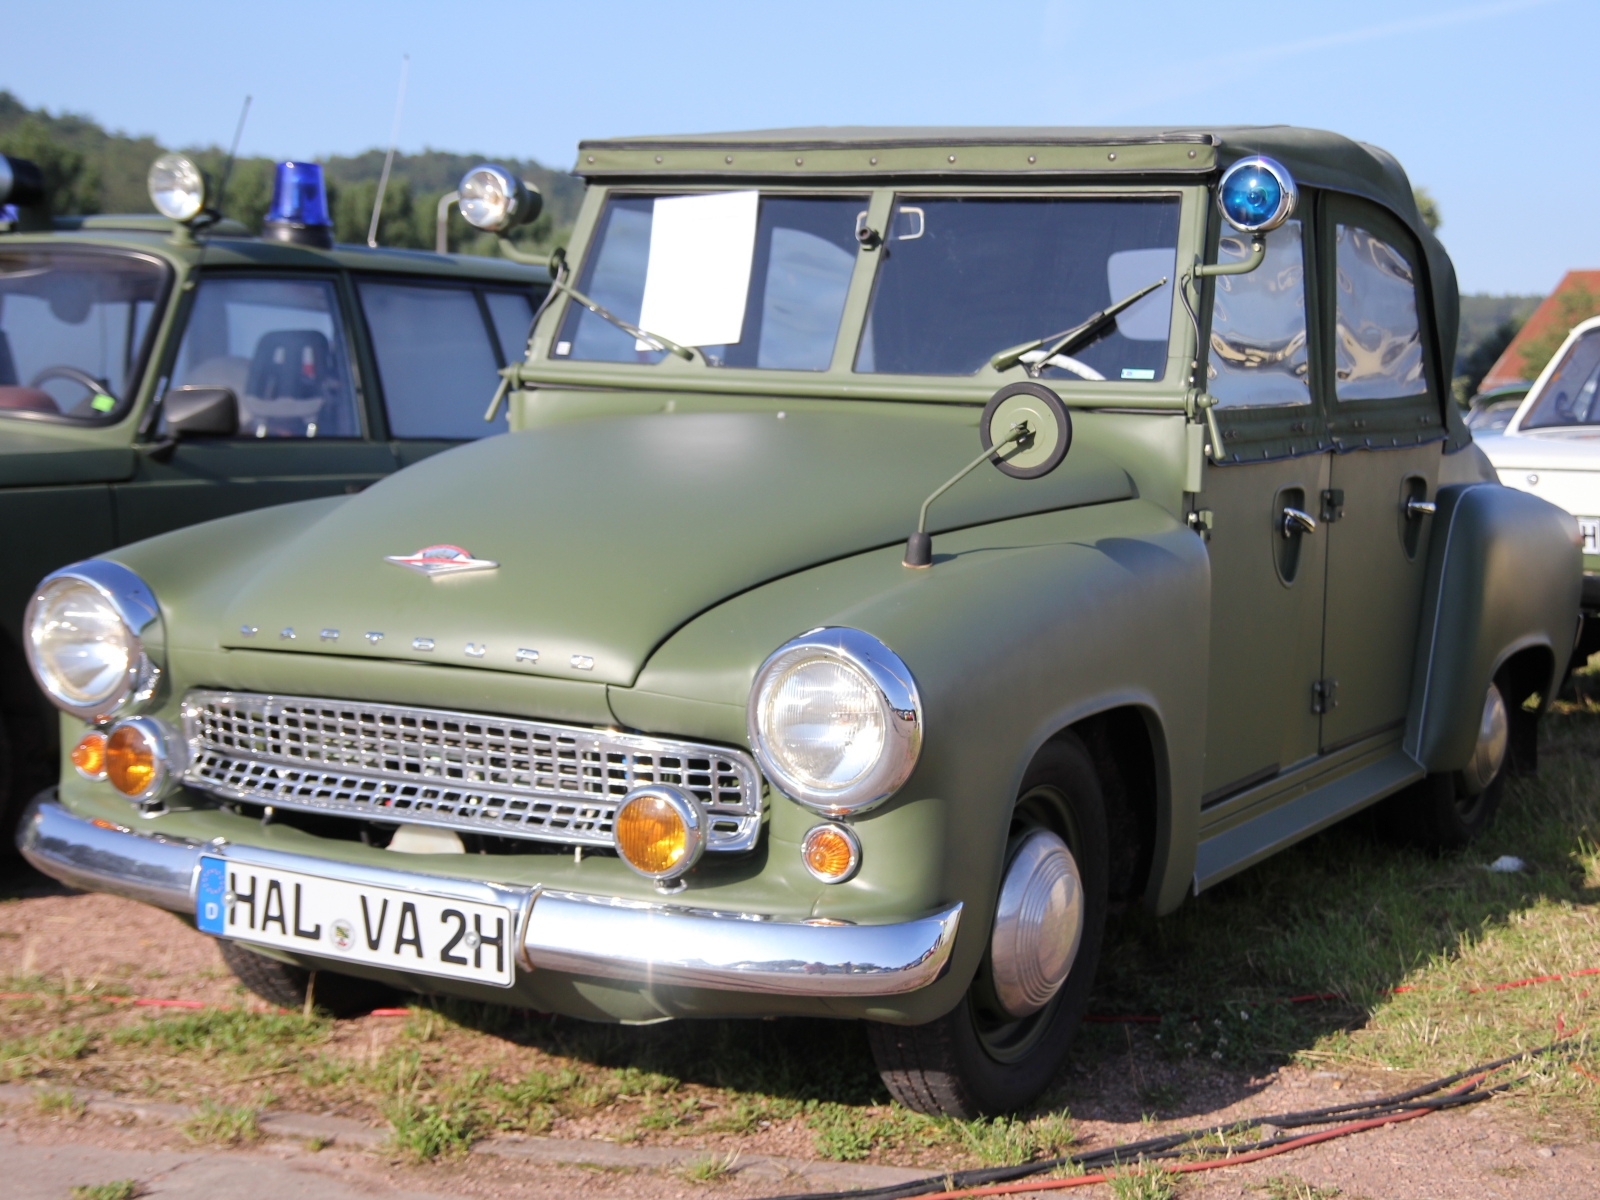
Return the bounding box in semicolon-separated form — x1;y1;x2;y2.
1216;156;1298;234
71;730;107;780
800;823;860;884
104;718;176;803
457;164;542;233
147;154;207;223
613;785;705;881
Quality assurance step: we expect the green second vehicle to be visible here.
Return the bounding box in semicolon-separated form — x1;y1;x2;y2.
17;129;1581;1116
0;153;548;834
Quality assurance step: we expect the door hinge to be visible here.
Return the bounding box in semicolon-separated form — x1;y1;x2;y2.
1312;678;1339;714
1320;489;1345;522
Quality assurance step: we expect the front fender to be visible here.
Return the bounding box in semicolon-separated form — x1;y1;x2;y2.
610;498;1210;1022
1406;482;1580;772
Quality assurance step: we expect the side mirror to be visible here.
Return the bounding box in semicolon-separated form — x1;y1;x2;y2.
904;383;1072;568
164;387;239;438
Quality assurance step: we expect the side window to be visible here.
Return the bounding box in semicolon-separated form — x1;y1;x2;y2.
1334;224;1425;400
1206;221;1309;408
167;277;359;438
359;281;511;440
484;290;535;366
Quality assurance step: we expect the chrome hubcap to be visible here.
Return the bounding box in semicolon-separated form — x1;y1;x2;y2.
1462;683;1508;795
989;828;1084;1019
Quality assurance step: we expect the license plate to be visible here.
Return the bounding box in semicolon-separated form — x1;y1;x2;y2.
1580;518;1600;555
195;856;516;987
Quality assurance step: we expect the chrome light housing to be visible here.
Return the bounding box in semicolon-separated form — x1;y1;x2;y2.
104;716;184;807
25;560;162;723
748;628;921;815
1216;155;1298;234
457;164;542;233
147;153;208;223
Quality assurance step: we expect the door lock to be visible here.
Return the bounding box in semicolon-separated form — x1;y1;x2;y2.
1405;497;1437;519
1281;507;1317;539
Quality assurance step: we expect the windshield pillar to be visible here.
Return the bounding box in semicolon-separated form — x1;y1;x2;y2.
828;188;895;373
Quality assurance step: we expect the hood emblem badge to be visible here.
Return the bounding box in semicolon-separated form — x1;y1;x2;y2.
384;544;499;577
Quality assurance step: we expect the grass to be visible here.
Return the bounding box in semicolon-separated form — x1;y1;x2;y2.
678;1150;741;1182
179;1100;260;1145
6;669;1600;1170
68;1183;140;1200
1106;1166;1176;1200
1258;1176;1344;1200
35;1085;85;1117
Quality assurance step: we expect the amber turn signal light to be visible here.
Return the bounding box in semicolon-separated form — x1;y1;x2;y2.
106;722;160;798
71;730;107;780
801;823;860;883
613;785;704;881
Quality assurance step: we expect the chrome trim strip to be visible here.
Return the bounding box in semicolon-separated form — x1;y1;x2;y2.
180;689;763;851
19;796;960;998
17;791;201;912
523;890;962;996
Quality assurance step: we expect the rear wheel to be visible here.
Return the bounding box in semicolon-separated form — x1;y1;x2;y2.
215;937;400;1017
867;733;1108;1117
1380;680;1509;850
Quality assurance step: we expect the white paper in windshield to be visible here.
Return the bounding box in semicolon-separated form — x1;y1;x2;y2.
636;191;760;349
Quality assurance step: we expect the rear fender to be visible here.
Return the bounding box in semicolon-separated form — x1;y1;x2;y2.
1406;483;1580;772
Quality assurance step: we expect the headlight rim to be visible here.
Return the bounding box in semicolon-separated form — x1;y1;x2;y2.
457;163;539;233
25;560;162;723
147;153;208;224
747;627;922;816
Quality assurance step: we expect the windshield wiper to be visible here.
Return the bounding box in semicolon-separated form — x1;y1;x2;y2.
989;276;1169;376
547;259;695;361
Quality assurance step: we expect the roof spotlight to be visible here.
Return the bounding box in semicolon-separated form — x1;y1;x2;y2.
457;164;542;233
148;154;209;223
1216;156;1298;234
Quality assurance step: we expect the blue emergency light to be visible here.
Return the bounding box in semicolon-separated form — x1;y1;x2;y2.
1216;156;1297;234
262;161;333;248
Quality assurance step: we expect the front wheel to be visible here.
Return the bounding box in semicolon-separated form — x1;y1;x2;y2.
867;733;1108;1117
215;937;400;1017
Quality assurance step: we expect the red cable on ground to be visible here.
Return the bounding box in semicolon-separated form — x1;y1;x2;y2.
902;1083;1481;1200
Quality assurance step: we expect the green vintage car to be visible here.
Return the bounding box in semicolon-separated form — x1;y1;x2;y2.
17;130;1580;1117
0;153;547;839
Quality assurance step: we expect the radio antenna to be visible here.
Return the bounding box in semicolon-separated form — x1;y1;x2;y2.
367;54;409;248
212;94;252;219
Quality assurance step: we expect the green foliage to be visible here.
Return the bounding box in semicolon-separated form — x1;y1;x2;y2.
1412;186;1441;232
678;1150;741;1182
1454;318;1522;402
1259;1175;1342;1200
948;1111;1075;1165
180;1100;260;1145
35;1086;86;1116
112;1008;327;1058
69;1182;140;1200
1519;281;1600;381
1107;1167;1177;1200
384;1092;481;1161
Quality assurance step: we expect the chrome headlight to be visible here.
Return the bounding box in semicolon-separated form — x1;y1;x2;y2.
25;561;162;723
147;153;207;223
747;628;921;815
457;164;542;232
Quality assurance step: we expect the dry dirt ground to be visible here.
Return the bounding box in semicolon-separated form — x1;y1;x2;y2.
3;874;1596;1200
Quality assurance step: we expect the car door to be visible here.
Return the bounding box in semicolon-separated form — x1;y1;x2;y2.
113;273;396;545
1196;212;1333;803
354;277;536;468
1315;196;1446;749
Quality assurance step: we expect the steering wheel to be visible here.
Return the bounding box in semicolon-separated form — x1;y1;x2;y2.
28;365;112;398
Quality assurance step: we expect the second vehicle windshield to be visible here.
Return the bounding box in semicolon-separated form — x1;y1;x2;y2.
554;191;1181;378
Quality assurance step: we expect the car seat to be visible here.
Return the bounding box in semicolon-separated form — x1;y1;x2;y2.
240;330;349;437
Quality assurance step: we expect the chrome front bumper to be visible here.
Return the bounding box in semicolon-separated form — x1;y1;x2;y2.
16;796;961;998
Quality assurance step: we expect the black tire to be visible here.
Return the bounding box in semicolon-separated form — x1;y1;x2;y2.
215;937;401;1017
867;732;1109;1117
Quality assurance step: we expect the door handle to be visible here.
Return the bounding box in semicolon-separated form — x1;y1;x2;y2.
1405;497;1437;519
1281;507;1317;539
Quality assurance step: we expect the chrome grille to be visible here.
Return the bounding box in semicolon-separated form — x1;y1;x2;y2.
180;690;763;851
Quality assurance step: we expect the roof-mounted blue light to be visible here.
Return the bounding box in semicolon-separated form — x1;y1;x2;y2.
1217;156;1297;234
262;161;333;248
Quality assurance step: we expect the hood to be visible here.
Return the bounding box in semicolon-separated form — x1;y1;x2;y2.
215;407;1134;685
1476;429;1600;474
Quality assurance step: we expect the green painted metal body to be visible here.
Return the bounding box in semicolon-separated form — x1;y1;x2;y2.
41;128;1580;1025
0;216;547;815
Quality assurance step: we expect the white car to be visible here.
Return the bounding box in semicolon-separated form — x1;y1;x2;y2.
1476;313;1600;662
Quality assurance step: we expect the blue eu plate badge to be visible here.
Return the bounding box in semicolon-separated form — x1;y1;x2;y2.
196;856;228;934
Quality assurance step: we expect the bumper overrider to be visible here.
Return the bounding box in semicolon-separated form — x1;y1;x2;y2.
17;795;961;997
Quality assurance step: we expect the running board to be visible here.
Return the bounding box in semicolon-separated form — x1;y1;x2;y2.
1193;751;1424;893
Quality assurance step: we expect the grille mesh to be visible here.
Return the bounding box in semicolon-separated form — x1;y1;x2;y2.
180;690;762;851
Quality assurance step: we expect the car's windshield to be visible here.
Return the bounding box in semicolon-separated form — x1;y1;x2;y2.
857;195;1181;379
0;250;167;419
1520;328;1600;429
554;192;864;370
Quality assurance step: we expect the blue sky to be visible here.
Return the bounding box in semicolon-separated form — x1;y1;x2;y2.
6;0;1595;294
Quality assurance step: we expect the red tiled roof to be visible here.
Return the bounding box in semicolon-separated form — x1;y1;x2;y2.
1481;270;1600;391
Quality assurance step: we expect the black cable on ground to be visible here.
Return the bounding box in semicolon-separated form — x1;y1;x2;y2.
766;1039;1575;1200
